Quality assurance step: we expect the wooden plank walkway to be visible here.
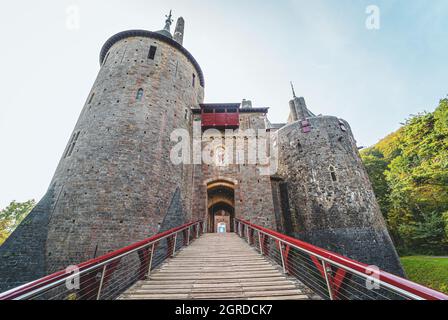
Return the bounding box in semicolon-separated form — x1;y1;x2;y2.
120;233;316;300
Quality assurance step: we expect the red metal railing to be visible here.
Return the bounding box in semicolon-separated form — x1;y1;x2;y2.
0;220;204;300
3;217;445;301
235;219;448;301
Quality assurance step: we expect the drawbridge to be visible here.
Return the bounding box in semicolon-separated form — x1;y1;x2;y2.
1;219;447;300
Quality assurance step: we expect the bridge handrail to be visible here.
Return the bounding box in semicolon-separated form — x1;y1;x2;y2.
235;218;448;301
0;220;204;300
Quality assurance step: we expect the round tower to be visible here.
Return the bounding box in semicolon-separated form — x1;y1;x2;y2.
0;13;204;288
276;96;405;276
44;15;204;272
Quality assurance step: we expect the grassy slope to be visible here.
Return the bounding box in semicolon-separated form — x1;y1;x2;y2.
400;256;448;294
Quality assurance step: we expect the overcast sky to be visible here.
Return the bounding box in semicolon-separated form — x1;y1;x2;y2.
0;0;447;208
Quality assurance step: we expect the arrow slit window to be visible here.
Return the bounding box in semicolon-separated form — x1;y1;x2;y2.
65;131;81;158
330;165;337;182
136;88;144;101
148;46;157;60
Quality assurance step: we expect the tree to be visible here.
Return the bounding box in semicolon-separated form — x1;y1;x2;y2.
0;200;36;245
362;98;448;254
398;212;448;255
361;148;391;217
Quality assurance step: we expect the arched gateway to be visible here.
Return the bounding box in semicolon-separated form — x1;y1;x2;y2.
206;180;235;233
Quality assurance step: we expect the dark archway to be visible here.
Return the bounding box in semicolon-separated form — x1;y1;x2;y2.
207;181;235;233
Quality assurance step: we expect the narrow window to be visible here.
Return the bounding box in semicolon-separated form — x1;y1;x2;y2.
192;73;196;87
148;46;157;60
88;92;95;104
64;134;75;158
339;120;347;132
65;131;80;158
330;166;337;182
136;88;144;101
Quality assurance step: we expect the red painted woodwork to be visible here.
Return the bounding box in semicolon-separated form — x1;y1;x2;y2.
201;108;239;128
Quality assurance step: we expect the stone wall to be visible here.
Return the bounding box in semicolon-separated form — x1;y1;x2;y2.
191;111;277;229
0;26;407;293
0;186;56;291
276;114;405;276
0;33;204;290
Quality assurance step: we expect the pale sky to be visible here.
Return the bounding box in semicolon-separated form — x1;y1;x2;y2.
0;0;447;208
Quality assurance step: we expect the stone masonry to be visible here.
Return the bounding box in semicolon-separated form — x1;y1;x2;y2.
275;97;405;276
0;14;404;292
0;18;204;291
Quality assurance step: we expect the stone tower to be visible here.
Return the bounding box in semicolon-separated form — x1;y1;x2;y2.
0;13;204;291
0;14;406;293
275;92;405;276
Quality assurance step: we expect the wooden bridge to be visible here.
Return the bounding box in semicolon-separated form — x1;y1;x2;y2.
1;219;447;300
121;233;314;300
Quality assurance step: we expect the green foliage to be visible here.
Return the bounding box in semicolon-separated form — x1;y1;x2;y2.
361;148;391;216
0;200;36;245
400;256;448;294
361;99;448;254
443;212;448;238
399;212;447;254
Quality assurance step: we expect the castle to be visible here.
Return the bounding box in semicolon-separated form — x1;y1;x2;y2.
0;13;404;292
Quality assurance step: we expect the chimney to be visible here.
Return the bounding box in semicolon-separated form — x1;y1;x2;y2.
295;97;308;120
289;100;298;122
241;99;253;109
174;17;185;45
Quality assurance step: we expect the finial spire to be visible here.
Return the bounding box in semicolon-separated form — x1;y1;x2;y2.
290;81;297;98
164;10;174;31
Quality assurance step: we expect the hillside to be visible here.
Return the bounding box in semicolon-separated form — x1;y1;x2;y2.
361;98;448;255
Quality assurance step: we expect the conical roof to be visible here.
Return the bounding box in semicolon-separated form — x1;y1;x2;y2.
155;29;173;39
